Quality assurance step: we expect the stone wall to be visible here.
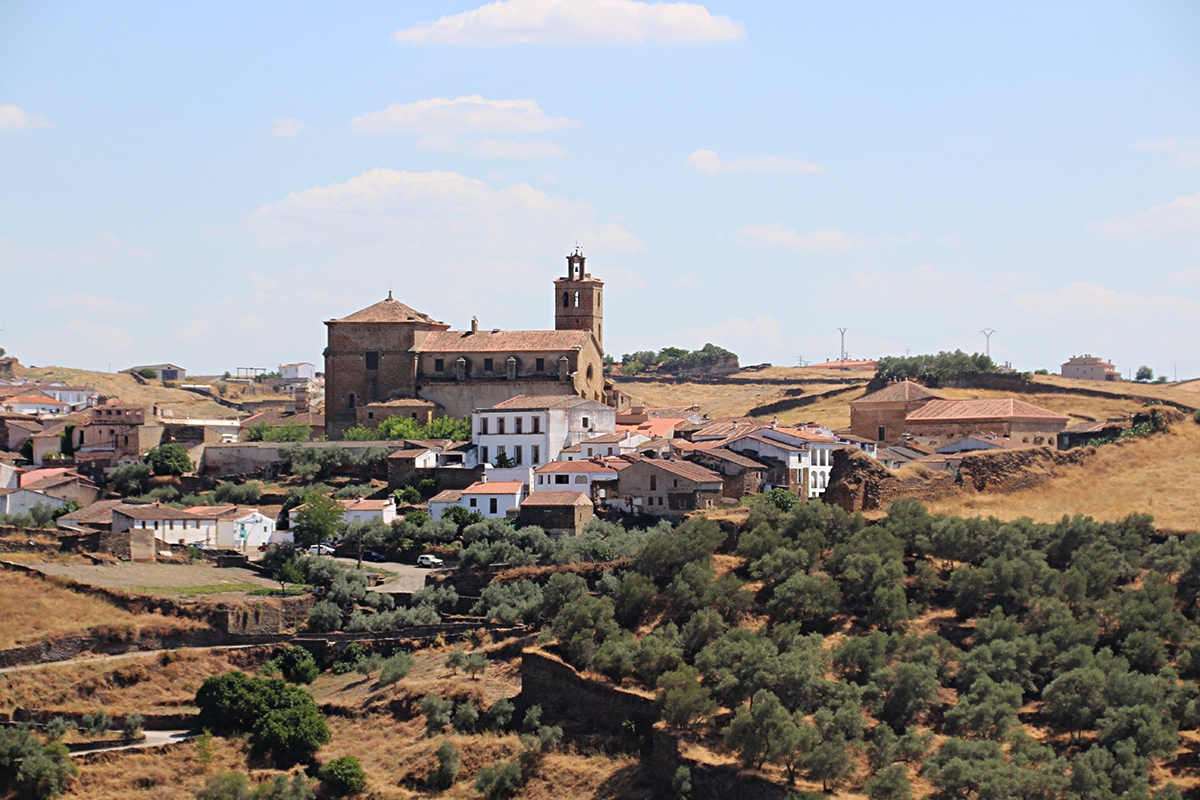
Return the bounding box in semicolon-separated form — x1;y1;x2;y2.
387;463;486;493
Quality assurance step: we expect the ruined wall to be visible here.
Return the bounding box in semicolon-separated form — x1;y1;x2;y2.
386;464;486;493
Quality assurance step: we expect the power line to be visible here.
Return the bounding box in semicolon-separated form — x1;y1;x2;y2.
838;328;848;371
980;328;995;358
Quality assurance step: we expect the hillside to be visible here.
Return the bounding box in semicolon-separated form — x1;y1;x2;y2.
9;363;243;419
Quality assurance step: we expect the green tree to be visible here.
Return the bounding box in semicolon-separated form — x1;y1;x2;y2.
195;770;250;800
319;756;366;796
273;646;319;685
872;660;940;732
474;761;523;799
420;696;454;736
655;665;716;727
146;442;194;476
464;652;489;680
1041;666;1104;741
488;698;515;730
944;677;1022;740
429;740;461;789
108;462;151;496
379;652;414;686
865;764;912;800
723;690;802;771
274;560;304;595
1136;365;1154;382
291;492;344;550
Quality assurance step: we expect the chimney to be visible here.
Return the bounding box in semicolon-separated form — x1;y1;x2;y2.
481;472;488;483
772;417;778;429
471;316;478;334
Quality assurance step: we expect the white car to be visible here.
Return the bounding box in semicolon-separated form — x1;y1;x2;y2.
416;554;444;568
308;543;336;556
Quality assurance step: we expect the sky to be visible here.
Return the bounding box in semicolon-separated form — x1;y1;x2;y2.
1;0;1198;378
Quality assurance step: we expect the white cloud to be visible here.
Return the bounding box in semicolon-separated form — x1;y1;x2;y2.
1132;137;1200;167
686;149;822;175
1012;282;1200;319
270;118;306;137
0;104;51;131
351;95;575;134
1172;267;1200;282
733;223;863;253
243;167;644;253
669;315;783;351
392;0;745;45
1089;191;1200;235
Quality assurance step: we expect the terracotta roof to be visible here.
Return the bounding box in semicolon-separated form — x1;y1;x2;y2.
5;419;43;432
687;449;767;470
577;432;636;444
734;434;806;453
19;468;72;488
329;295;443;325
183;505;265;520
25;473;93;492
636;458;723;484
461;481;525;495
688;418;763;440
905;398;1071;422
852;380;946;405
58;499;125;525
364;398;438;407
2;396;67;406
388;448;431;460
535;461;618;474
487;395;602;411
113;503;198;521
521;491;591;506
428;489;463;504
619;418;685;439
416;329;591;354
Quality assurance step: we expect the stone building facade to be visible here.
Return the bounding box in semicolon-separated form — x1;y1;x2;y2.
324;250;607;438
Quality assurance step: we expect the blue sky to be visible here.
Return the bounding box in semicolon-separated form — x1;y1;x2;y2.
1;0;1198;378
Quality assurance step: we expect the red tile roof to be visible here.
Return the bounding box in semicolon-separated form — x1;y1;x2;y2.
462;481;525;494
329;295;444;325
521;491;591;506
417;329;592;353
19;468;72;488
905;398;1071;422
488;395;598;410
535;461;618;474
637;459;723;484
852;380;946;405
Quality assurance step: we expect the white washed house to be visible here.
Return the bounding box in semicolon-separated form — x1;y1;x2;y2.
473;395;615;468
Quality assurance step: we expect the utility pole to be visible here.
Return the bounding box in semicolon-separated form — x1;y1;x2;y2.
838;328;847;370
980;328;995;359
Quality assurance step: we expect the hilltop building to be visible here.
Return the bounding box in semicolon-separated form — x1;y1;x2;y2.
1061;355;1121;382
323;249;608;438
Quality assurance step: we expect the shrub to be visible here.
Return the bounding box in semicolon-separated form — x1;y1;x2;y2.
253;773;315;799
194;672;330;765
108;462;151;496
333;643;367;675
429;740;461;789
378;651;414;686
213;481;263;505
394;485;421;505
194;770;250;800
464;652;488;680
307;601;343;632
145;442;194;476
43;717;68;743
452;700;479;732
122;713;144;739
319;755;366;796
420;696;454;736
81;710;110;737
273;646;319;685
474;761;523;799
487;698;515;730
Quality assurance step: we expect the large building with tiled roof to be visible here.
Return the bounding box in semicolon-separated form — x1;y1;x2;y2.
902;398;1070;445
849;380;947;442
323;249;607;437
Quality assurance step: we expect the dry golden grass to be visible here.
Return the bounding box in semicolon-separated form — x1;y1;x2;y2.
0;571;144;649
0;647;271;715
13;364;238;419
927;423;1200;531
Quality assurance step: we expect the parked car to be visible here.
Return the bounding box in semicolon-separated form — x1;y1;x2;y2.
308;543;336;556
416;554;444;568
362;550;387;563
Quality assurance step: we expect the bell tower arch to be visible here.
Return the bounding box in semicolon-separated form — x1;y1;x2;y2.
553;247;604;353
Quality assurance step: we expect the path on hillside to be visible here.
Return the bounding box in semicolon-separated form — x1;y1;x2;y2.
74;730;195;755
0;643;269;675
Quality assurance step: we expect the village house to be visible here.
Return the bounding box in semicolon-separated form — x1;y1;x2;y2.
518;491;594;538
0;394;69;416
56;499;127;531
848;380;947;443
322;249;608;438
474;395;615;468
19;468;99;506
557;430;647;461
1061;355;1121;382
112;503;206;539
289;496;398;527
532;460;621;501
902;398;1071;446
1;416;42;451
184;505;283;550
124;364;187;381
0;380;97;410
429;479;526;520
0;487;69;516
357;398;438;428
615;458;723;517
279;362;318;381
682;447;767;499
712;425;839;499
75;402;165;473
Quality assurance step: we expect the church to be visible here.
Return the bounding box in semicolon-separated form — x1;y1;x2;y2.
323;249;611;439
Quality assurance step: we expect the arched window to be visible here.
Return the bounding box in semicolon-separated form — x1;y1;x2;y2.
347;393;356;409
574;291;580;307
586;364;594;381
563;292;570;308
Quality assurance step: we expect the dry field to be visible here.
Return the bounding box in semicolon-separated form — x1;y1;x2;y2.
0;571;199;649
11;364;239;419
926;422;1200;531
32;561;280;597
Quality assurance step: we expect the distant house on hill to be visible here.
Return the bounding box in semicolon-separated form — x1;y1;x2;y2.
1061;355;1121;382
124;364;186;381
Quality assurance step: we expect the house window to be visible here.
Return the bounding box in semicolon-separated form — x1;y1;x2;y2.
877;426;886;441
515;417;523;434
587;447;593;456
365;351;379;370
367;412;374;419
532;416;540;433
481;446;489;463
497;417;505;434
575;475;587;483
563;292;570;308
531;445;540;464
347;394;356;409
649;475;657;490
435;359;444;372
582;416;589;428
490;498;498;514
536;358;545;372
469;498;477;507
574;291;580;307
481;418;488;434
484;358;494;372
538;475;544;485
555;474;569;484
673;479;679;488
497;445;506;460
514;445;523;465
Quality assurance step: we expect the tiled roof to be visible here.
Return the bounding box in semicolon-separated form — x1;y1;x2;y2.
5;419;43;432
329;295;443;325
688;418;763;440
428;489;463;504
535;461;618;474
487;395;601;411
577;432;635;444
387;448;430;460
619;418;686;439
58;499;125;525
2;396;67;406
521;492;591;506
905;398;1071;422
852;380;946;405
637;458;723;484
113;503;199;521
183;505;264;520
25;473;92;493
416;329;591;354
461;481;525;494
688;449;767;470
19;468;73;488
364;398;438;407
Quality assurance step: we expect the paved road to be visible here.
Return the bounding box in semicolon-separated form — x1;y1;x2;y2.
76;730;195;755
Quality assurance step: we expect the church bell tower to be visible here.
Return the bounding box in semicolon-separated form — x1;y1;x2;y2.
554;247;604;353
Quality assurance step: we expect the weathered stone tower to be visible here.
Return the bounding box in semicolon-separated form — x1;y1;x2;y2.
554;247;604;354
